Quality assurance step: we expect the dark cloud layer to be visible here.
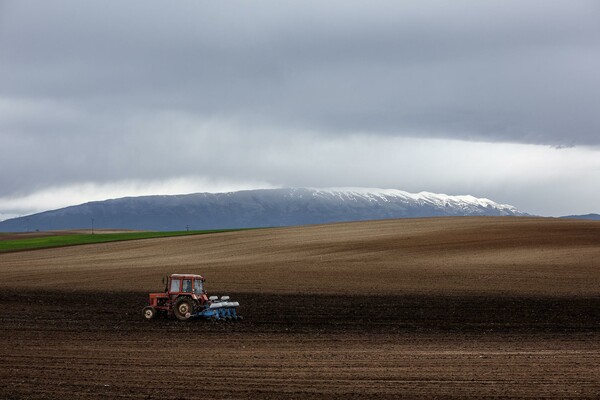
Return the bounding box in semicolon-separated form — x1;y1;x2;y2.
2;0;599;142
1;1;599;215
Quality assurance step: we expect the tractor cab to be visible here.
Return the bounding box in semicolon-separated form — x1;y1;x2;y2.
165;274;209;304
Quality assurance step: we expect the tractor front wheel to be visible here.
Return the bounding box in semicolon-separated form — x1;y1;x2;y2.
142;306;156;320
174;297;194;321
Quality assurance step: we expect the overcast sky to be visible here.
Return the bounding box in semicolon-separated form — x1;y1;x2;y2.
1;0;599;220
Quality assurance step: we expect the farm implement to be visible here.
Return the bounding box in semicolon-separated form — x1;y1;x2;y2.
142;273;242;321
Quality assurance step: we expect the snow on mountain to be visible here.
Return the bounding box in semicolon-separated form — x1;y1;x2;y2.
0;187;527;232
311;187;519;212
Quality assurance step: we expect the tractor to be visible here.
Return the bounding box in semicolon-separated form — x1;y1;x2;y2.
142;273;242;321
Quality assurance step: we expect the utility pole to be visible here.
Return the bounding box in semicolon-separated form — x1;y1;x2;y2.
91;217;95;235
186;224;190;232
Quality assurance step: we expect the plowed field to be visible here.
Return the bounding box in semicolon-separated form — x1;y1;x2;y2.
1;217;600;399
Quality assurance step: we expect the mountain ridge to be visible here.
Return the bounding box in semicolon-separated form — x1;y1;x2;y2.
0;187;527;232
560;213;600;221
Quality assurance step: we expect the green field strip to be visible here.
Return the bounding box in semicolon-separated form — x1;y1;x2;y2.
0;229;244;252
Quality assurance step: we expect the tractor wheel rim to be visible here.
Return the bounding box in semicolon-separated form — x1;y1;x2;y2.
145;310;152;318
179;304;189;314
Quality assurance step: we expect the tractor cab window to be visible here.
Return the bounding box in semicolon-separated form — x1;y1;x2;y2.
170;278;181;293
182;279;192;293
194;280;203;294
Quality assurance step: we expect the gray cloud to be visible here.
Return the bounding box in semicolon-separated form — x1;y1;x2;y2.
1;0;599;215
3;0;600;141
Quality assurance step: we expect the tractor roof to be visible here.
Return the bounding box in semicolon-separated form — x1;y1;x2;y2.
170;273;204;279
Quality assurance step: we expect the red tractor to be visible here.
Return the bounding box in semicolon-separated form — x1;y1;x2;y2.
142;273;241;321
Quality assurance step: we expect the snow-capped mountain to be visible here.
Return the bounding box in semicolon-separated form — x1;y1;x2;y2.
0;188;527;232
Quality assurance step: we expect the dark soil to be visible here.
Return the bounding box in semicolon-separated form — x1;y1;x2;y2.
3;290;599;334
2;290;600;399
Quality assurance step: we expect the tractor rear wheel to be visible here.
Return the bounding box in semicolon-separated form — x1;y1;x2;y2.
174;297;194;321
142;306;156;320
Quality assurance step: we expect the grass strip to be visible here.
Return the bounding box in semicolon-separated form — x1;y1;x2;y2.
0;229;243;252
